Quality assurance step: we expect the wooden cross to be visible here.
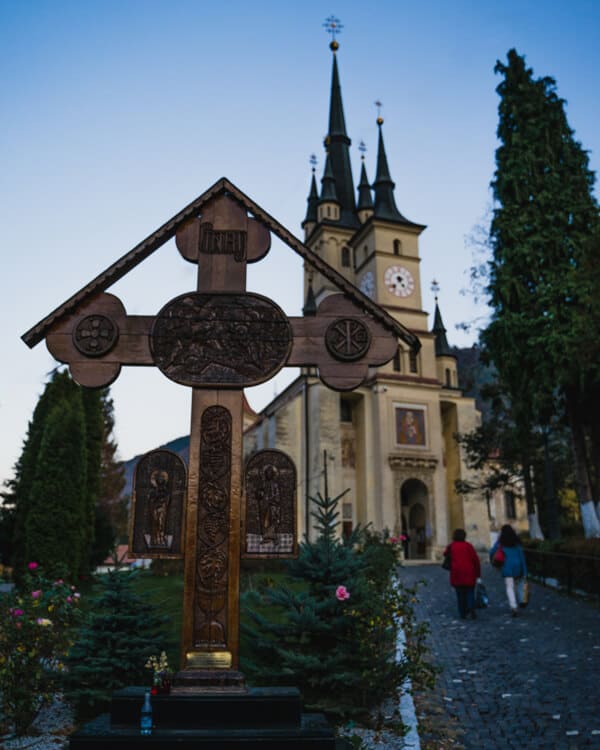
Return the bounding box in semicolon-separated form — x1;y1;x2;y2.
22;179;419;689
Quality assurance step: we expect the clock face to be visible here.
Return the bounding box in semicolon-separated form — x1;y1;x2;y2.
384;265;415;298
359;271;375;298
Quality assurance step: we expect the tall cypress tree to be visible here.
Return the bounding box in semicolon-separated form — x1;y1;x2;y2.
484;49;600;536
10;370;121;578
25;394;88;580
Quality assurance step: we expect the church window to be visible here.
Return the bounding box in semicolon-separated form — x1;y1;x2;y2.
326;205;331;217
393;239;401;256
363;245;368;260
445;368;451;386
504;491;516;520
340;399;353;423
393;347;402;372
409;350;419;374
341;246;351;267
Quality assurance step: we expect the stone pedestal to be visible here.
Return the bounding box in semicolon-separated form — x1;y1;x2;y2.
68;686;349;749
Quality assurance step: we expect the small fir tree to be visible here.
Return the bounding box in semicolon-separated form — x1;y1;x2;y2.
63;570;168;718
241;491;433;720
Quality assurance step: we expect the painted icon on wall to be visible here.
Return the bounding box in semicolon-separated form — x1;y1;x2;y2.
395;406;426;447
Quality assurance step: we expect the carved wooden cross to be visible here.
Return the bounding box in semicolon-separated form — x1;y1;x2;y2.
22;178;419;688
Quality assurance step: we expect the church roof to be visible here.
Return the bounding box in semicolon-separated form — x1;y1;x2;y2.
372;119;410;223
23;177;420;354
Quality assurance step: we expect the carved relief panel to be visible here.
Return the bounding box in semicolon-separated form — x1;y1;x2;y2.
194;405;232;649
130;449;187;558
243;449;297;558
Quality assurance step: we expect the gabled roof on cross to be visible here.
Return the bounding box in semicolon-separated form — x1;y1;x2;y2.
22;177;420;353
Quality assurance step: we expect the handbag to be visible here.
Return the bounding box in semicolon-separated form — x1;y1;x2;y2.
442;547;451;570
475;581;489;608
492;544;506;568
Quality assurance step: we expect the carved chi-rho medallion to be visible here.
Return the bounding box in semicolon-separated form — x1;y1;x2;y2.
151;292;292;387
130;449;187;558
243;449;297;558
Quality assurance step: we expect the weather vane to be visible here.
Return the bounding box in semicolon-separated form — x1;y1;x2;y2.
431;279;440;299
309;153;318;172
323;15;343;50
375;100;384;125
358;141;367;160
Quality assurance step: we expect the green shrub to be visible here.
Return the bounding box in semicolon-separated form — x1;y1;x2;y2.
241;492;435;722
63;570;168;719
0;562;83;734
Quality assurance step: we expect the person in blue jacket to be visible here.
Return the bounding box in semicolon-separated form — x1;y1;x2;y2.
490;524;528;617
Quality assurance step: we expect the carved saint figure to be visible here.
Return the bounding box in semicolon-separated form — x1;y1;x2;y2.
149;469;171;546
257;464;281;542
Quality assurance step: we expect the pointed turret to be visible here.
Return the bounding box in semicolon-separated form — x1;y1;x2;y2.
430;282;457;388
318;152;341;222
373;117;407;223
432;300;452;357
302;160;319;237
322;41;358;228
303;275;317;316
356;144;374;224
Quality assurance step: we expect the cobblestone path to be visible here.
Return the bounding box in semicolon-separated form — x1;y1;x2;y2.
400;563;600;750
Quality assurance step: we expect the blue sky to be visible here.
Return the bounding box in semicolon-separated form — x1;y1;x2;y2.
2;0;599;485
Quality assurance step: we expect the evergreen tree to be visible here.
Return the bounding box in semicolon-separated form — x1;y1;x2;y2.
484;49;600;536
11;370;80;575
9;370;123;578
64;570;167;718
241;492;425;719
25;394;88;580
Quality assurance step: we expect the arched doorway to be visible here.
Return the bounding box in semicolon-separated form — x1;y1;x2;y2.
401;479;429;559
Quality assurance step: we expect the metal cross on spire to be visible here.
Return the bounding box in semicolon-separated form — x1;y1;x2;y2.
375;100;384;125
431;279;440;301
323;15;343;50
309;153;318;172
358;140;367;160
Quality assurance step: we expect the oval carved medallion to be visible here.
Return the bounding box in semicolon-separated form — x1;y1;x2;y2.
151;292;292;387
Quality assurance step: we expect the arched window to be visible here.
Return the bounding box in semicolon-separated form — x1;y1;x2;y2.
409;350;419;374
393;348;402;372
341;246;351;267
445;368;451;387
393;239;401;256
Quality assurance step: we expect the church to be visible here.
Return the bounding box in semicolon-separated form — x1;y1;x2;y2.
244;37;525;558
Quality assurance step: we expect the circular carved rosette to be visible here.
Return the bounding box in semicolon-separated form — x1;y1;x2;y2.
151;292;292;387
325;318;371;362
72;314;119;357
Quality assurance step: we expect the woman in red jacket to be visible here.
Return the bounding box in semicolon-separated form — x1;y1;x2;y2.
443;528;481;619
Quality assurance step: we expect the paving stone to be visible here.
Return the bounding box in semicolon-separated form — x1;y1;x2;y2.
401;562;600;749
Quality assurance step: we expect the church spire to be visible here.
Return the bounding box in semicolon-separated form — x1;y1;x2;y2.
431;281;453;357
302;155;319;234
321;17;358;228
372;109;406;223
357;141;374;223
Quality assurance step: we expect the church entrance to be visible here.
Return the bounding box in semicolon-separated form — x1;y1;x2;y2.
400;478;430;559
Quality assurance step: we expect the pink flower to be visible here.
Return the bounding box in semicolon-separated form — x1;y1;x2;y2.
400;534;407;542
74;592;81;599
31;590;42;599
335;585;350;601
54;579;64;586
27;561;39;571
66;596;73;603
12;608;24;617
390;536;399;544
